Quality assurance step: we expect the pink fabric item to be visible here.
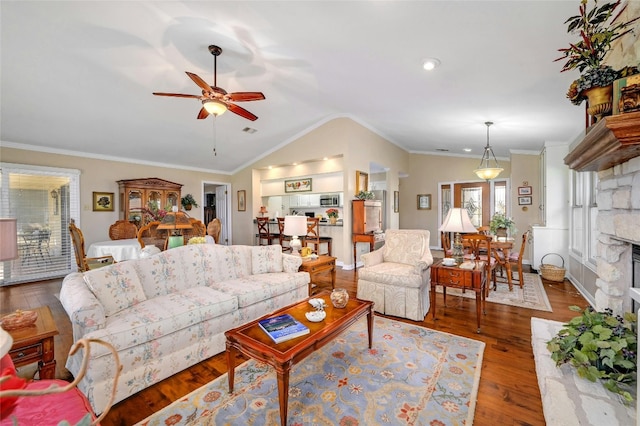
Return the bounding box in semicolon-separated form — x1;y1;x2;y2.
0;355;95;425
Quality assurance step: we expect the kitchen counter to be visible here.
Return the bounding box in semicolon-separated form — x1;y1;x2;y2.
253;219;343;227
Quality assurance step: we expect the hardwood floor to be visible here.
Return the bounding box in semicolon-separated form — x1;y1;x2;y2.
1;265;588;425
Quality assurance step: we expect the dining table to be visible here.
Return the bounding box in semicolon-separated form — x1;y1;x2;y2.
86;238;142;262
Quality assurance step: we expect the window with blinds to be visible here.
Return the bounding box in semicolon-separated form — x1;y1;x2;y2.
0;163;80;285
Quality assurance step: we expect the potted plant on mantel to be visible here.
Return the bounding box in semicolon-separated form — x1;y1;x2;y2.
181;194;199;211
556;0;639;119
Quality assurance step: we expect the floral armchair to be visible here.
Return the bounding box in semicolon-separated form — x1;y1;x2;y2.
356;229;433;321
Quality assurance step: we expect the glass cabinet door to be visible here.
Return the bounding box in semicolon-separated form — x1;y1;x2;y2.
128;190;142;221
166;191;179;210
148;190;162;210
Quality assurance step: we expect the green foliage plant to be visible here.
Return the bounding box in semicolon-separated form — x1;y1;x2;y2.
547;305;637;402
181;194;199;208
488;213;516;235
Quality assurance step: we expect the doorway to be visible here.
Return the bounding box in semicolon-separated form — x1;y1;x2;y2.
202;182;231;245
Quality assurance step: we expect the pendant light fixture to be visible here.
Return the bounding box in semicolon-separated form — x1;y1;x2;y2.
474;121;503;181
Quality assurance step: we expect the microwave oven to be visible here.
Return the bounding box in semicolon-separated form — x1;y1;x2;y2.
320;195;339;206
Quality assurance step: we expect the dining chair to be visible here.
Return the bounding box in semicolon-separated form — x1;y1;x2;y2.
461;233;497;295
303;217;331;256
182;218;207;244
508;230;530;286
69;220;115;272
108;220;138;240
276;217;292;252
207;218;222;244
441;232;452;257
256;217;277;246
137;221;166;250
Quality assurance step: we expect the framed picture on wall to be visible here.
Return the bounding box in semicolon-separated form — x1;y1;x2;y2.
92;192;114;212
393;191;399;213
518;196;532;205
238;190;246;211
518;186;532;196
284;178;312;193
417;194;431;210
355;170;368;195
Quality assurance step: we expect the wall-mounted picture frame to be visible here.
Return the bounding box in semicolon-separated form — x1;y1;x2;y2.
284;178;312;193
518;196;532;205
417;194;431;210
518;186;532;196
238;190;246;211
355;170;368;196
393;191;399;213
92;192;114;212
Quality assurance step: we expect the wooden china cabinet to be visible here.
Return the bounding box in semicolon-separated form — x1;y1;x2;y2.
117;178;182;228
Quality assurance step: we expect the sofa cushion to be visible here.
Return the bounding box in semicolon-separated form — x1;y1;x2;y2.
83;286;237;358
358;262;424;288
208;272;307;308
383;230;429;265
251;245;283;274
83;262;147;316
231;246;253;277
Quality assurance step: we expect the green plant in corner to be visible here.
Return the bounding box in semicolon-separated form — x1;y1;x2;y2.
488;213;516;235
181;194;199;209
547;305;637;402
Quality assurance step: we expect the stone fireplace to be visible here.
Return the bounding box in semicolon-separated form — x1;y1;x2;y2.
565;111;640;315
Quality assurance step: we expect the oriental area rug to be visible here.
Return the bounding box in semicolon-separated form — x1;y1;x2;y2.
436;272;552;312
136;316;485;426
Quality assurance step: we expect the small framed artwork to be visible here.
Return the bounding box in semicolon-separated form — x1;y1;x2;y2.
238;190;246;211
355;170;368;196
393;191;399;213
518;196;532;205
417;194;431;210
92;192;114;212
284;178;312;193
518;186;532;196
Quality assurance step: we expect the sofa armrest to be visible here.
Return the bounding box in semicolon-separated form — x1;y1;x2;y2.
282;253;303;273
59;273;106;341
361;247;384;267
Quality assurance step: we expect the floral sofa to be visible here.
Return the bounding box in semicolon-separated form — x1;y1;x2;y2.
356;229;433;321
59;243;309;413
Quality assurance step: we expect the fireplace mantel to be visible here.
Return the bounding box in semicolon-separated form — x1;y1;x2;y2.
564;111;640;172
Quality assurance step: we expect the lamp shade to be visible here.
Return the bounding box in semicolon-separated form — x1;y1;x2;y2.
259;206;268;214
0;218;18;261
203;99;227;116
283;215;307;237
438;208;478;233
474;167;503;181
157;212;193;230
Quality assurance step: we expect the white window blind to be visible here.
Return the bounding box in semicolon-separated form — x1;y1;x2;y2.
1;163;80;285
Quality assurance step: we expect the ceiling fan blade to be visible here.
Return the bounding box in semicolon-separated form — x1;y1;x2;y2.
228;103;258;121
197;107;210;120
153;92;201;99
186;72;213;93
228;92;265;102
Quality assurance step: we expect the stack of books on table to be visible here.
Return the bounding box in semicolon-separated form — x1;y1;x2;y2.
258;313;310;344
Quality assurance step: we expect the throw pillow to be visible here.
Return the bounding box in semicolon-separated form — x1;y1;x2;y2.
83;262;147;316
251;245;283;274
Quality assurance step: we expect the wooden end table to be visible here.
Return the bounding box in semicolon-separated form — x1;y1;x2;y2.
4;305;59;379
298;255;336;295
430;259;488;333
225;292;373;426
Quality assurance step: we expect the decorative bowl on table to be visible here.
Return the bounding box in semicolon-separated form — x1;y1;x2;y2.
442;258;456;266
330;288;349;308
305;310;326;322
1;309;38;330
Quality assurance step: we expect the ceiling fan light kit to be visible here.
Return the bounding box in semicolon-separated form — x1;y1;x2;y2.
153;44;265;121
473;121;503;181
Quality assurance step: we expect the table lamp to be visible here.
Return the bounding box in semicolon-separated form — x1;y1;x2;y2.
259;206;268;217
0;219;18;261
439;208;477;265
283;215;307;256
157;207;193;249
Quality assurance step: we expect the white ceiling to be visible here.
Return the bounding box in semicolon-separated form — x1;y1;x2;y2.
1;1;586;174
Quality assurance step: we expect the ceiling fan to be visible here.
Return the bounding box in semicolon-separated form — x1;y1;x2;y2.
153;45;265;121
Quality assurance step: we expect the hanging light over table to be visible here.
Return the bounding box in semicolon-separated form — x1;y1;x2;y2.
474;121;503;181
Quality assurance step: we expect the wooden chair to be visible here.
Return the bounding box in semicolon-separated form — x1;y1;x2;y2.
441;232;452;257
69;220;115;272
137;221;166;250
182;218;206;244
276;217;292;252
477;226;491;235
506;230;530;286
207;218;221;244
108;220;138;240
256;217;277;246
303;217;331;256
461;233;497;295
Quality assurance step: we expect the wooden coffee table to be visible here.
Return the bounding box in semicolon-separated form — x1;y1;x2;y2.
5;305;59;379
225;292;373;426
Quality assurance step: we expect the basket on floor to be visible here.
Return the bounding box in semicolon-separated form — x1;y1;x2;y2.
539;253;565;282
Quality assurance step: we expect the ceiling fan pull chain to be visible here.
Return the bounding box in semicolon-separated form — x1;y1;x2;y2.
212;115;217;157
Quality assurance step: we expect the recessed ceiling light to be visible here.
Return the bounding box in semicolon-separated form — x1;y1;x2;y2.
422;58;441;71
464;148;472;152
242;127;257;134
323;157;328;161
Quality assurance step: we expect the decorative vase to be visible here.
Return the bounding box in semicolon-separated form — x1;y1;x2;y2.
330;288;349;308
329;217;337;225
583;85;613;119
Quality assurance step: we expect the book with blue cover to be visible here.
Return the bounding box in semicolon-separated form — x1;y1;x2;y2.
258;313;310;344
